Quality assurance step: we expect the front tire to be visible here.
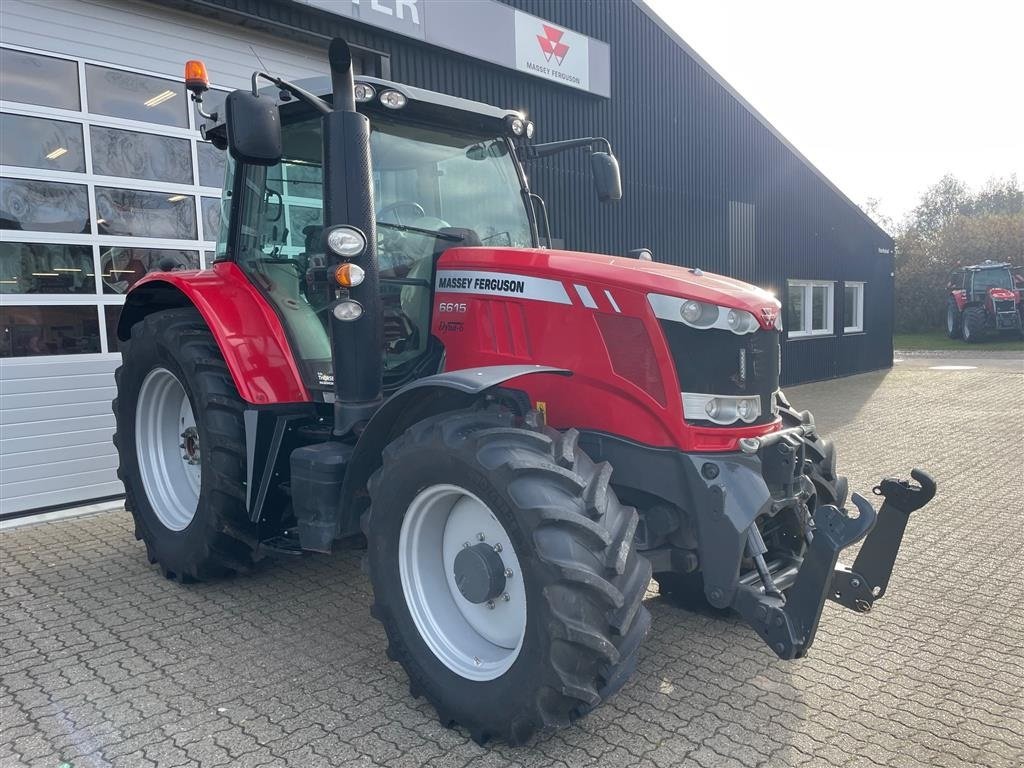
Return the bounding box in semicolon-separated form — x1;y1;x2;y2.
962;306;985;343
946;299;962;339
366;408;651;745
113;308;258;581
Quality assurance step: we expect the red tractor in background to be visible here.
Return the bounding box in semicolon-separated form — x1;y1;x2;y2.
946;260;1024;342
112;40;935;744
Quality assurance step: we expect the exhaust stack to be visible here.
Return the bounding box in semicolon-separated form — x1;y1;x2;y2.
323;38;382;435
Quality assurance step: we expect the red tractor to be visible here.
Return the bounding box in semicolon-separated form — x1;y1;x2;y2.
112;41;935;744
946;260;1024;342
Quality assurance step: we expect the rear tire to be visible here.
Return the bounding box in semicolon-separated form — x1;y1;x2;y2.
113;308;258;581
946;299;962;339
366;408;651;745
962;306;985;343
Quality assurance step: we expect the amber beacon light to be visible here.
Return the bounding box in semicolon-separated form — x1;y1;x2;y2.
184;60;210;93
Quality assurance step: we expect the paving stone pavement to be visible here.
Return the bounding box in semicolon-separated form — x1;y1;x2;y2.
2;357;1023;768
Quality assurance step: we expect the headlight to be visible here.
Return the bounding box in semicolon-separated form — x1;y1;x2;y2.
681;300;703;323
726;308;758;335
648;293;767;335
379;89;407;109
511;117;525;136
683;393;762;425
333;300;363;321
353;83;375;103
525;121;536;139
325;226;366;258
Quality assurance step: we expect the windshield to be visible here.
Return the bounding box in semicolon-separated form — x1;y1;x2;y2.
972;268;1013;292
228;112;533;389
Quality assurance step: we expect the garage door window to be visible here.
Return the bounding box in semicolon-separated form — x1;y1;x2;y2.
0;48;80;110
90;126;194;184
0;113;86;173
787;280;834;338
0;242;95;294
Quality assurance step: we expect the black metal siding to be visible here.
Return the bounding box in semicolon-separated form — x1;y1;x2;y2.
183;0;895;386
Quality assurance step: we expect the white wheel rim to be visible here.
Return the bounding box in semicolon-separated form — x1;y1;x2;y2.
399;484;527;681
135;367;201;531
947;306;954;333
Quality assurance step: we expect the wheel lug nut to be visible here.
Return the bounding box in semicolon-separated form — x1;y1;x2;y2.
493;543;502;552
504;568;513;578
486;600;495;609
502;593;510;602
476;532;486;542
462;542;470;549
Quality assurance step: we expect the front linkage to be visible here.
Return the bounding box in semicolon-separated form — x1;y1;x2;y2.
734;469;936;659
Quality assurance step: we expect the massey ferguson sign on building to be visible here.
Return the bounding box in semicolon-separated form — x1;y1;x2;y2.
514;12;591;91
295;0;610;96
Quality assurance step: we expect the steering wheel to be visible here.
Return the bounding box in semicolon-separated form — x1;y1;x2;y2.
378;200;426;226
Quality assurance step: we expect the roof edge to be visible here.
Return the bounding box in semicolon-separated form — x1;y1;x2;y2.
631;0;892;242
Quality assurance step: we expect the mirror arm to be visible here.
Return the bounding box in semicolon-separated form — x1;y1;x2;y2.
251;71;332;115
522;136;612;160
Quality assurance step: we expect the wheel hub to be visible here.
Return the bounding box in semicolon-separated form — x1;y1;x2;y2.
453;543;507;604
180;426;201;465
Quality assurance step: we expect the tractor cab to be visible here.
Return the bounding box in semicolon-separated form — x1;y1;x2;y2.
198;72;619;399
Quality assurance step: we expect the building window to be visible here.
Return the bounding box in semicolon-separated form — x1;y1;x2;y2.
0;48;81;111
85;64;187;127
787;280;834;338
0;113;86;172
94;187;197;240
0;178;90;234
90;126;194;184
0;305;101;357
844;281;865;333
0;242;95;294
100;247;200;294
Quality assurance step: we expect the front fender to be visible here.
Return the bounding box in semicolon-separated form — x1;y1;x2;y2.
338;365;570;536
119;262;309;404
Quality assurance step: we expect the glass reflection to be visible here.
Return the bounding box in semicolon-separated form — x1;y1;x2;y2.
90;126;192;184
0;178;89;234
0;113;86;172
0;305;100;358
0;242;95;294
94;188;197;239
100;247;198;294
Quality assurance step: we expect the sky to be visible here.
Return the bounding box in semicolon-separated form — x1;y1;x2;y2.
644;0;1024;227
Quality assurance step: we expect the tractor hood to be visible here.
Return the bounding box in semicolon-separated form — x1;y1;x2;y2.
438;247;781;324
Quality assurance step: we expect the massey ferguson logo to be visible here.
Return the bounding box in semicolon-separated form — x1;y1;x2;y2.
537;24;570;65
761;306;779;327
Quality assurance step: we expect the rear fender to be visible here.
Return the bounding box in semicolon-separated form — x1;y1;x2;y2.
338;365;570;538
118;262;309;404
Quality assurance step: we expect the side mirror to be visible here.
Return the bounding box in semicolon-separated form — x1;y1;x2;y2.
225;90;282;166
590;151;622;203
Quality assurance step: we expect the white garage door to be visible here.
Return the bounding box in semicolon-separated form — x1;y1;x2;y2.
0;0;379;515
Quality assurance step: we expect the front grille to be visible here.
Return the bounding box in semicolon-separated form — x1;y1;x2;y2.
994;299;1016;313
659;321;780;426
